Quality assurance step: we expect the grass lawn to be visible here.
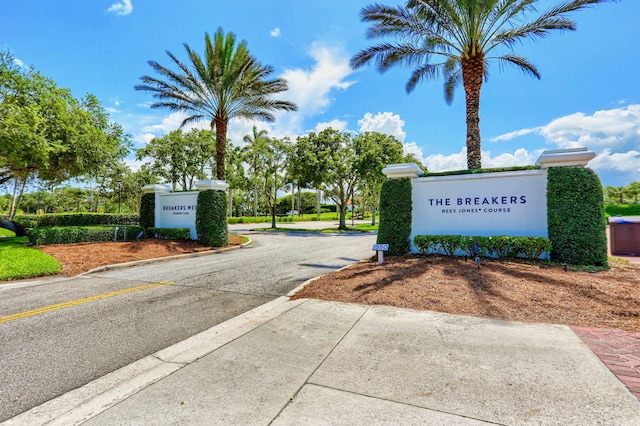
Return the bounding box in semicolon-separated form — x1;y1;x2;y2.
258;223;378;233
0;228;16;237
0;237;61;281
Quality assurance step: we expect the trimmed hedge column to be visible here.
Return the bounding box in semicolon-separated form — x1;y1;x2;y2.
378;178;412;255
196;189;228;247
547;167;607;266
139;192;155;230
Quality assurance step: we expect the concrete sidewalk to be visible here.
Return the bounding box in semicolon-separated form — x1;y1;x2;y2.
6;297;640;425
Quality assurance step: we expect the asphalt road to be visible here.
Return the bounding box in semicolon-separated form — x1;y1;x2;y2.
0;230;376;422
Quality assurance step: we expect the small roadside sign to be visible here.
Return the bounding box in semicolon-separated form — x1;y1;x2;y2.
372;244;389;265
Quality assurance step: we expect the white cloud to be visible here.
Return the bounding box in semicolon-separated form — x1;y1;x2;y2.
270;28;281;38
315;119;347;132
424;148;468;172
108;0;133;16
277;42;355;134
357;112;406;142
403;141;426;164
590;149;640;173
13;58;24;68
491;127;541;142
422;147;538;172
490;104;640;181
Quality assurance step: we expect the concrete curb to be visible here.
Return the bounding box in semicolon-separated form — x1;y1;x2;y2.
286;260;368;298
78;238;253;277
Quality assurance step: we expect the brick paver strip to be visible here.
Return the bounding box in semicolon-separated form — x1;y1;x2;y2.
572;326;640;401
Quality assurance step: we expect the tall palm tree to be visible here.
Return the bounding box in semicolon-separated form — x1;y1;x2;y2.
350;0;613;169
242;126;270;216
136;28;298;180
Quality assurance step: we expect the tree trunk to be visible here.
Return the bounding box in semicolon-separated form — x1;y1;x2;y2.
9;177;28;220
214;117;227;180
338;203;347;230
462;54;484;170
316;188;321;218
291;183;295;216
228;188;233;217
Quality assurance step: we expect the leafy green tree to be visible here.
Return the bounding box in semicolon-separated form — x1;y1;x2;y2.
136;28;298;180
604;185;625;205
225;142;249;216
0;51;130;219
276;192;318;215
296;129;359;230
136;128;215;191
242;126;270;216
350;0;612;169
353;132;405;225
260;138;290;228
624;182;640;204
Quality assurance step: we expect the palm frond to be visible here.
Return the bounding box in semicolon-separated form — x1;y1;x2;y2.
491;53;541;79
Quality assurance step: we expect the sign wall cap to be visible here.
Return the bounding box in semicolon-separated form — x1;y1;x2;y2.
195;180;230;191
142;184;171;194
535;147;595;168
382;163;424;179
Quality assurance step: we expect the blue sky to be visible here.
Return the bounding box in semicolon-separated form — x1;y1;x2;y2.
3;0;639;187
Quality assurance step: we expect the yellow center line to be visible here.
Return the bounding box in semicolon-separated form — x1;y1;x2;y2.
0;281;175;323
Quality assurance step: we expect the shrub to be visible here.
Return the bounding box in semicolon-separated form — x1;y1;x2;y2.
605;204;640;218
547;167;607;266
148;227;190;240
378;178;412;255
14;213;139;228
196;190;227;247
139;193;155;230
413;234;551;261
28;226;144;245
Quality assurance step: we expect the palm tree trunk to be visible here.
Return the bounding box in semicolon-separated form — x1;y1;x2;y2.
214;117;227;180
462;55;484;170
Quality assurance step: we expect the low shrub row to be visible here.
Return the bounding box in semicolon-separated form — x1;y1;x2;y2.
28;226;144;246
15;213;139;228
605;204;640;218
148;227;190;240
413;234;552;261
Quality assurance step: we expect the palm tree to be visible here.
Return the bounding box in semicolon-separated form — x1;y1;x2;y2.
350;0;613;169
242;126;270;216
136;28;298;180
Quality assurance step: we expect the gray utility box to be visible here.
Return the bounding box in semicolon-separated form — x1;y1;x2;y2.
609;217;640;256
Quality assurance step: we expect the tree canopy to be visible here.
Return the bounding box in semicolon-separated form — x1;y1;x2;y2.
0;51;131;219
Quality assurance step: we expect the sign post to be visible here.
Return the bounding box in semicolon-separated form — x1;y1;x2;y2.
372;243;389;265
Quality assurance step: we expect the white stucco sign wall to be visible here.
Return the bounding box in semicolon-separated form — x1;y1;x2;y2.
143;180;229;241
157;192;199;239
411;170;548;251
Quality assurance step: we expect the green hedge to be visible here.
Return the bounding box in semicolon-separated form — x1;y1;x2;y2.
148;227;190;240
14;213;139;228
28;226;144;246
139;193;155;230
547;167;607;266
378;178;412;255
414;234;551;260
605;204;640;217
196;190;227;247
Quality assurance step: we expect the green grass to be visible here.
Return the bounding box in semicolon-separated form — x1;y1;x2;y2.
0;228;16;237
257;223;378;233
0;237;61;281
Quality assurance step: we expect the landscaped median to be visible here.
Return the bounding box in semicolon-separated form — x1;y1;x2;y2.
0;233;248;281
